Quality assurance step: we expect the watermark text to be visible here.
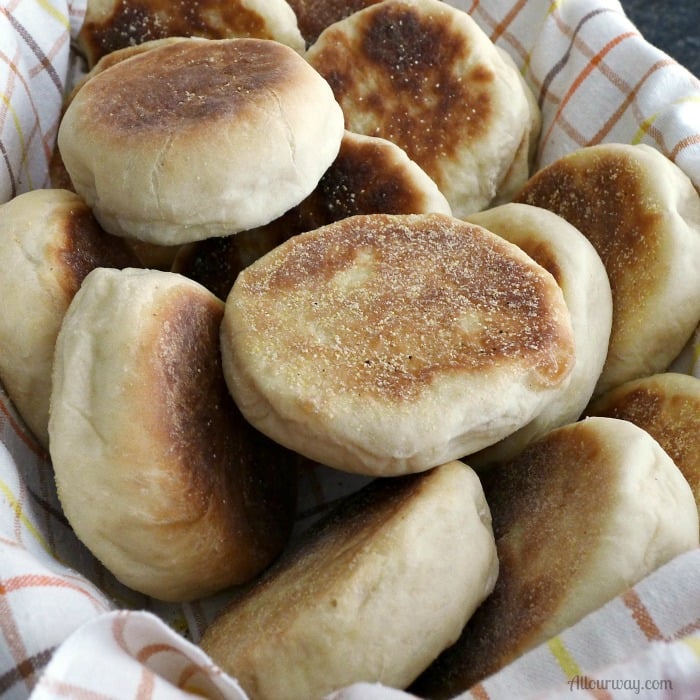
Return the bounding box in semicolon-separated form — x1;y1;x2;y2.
568;675;673;695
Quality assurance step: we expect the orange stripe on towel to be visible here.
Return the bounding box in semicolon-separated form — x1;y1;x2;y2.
670;133;700;162
622;588;664;642
468;682;491;700
539;31;637;154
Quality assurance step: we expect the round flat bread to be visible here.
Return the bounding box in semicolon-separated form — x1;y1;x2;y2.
172;129;451;299
465;203;612;467
58;37;344;245
411;417;699;698
586;372;700;517
0;189;138;449
77;0;305;68
49;267;298;602
221;212;575;476
515;143;700;396
200;460;499;700
305;0;533;217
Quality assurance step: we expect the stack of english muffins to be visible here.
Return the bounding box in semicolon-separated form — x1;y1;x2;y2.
1;0;699;698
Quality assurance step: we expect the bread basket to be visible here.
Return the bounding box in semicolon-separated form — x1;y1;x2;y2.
1;0;699;697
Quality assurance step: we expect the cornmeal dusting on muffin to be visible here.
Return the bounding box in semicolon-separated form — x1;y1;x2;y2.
233;213;572;401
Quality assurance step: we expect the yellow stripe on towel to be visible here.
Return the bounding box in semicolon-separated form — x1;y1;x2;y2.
632;95;700;144
547;635;581;679
681;635;700;661
34;0;70;29
546;0;564;16
0;92;27;157
0;477;53;557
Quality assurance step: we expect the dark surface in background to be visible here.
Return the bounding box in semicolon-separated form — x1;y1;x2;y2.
620;0;700;78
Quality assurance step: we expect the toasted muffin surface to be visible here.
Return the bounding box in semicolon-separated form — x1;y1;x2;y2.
201;460;498;700
77;0;305;67
516;143;700;395
222;212;575;475
305;0;532;216
287;0;382;44
49;267;298;601
58;37;344;244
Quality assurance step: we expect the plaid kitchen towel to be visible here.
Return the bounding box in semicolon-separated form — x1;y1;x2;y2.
0;0;84;202
1;0;700;698
457;0;700;187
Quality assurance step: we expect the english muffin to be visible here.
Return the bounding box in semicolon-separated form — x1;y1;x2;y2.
515;143;700;396
200;460;499;700
77;0;305;68
58;37;344;245
466;203;612;467
49;267;298;601
412;417;699;698
221;212;575;476
0;189;139;448
305;0;535;217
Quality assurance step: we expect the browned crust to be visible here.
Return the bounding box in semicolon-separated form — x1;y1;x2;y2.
72;38;303;137
304;131;444;219
515;146;666;343
231;213;574;402
305;1;498;195
134;285;298;583
78;0;280;67
505;236;564;288
51;197;140;297
287;0;383;44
